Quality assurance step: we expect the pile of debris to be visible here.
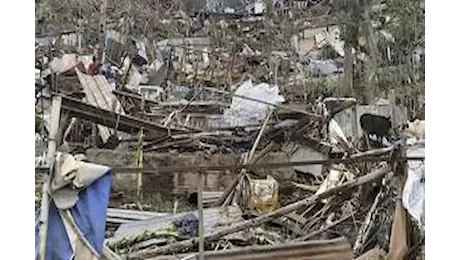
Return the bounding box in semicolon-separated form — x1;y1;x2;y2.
35;1;425;259
34;68;424;259
99;141;425;260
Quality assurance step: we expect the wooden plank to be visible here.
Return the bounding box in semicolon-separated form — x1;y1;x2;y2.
113;90;159;105
77;70;112;141
76;69;126;142
60;95;188;137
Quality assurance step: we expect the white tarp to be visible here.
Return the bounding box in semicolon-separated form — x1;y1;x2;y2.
329;119;350;147
402;140;425;230
135;41;148;64
49;54;93;74
49;54;78;73
223;80;285;127
254;0;266;14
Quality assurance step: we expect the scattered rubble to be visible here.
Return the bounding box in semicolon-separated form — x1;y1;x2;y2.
35;0;425;259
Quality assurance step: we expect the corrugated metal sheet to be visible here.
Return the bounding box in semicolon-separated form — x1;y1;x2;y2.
106;208;170;224
76;69;125;142
193;237;353;260
108;206;243;245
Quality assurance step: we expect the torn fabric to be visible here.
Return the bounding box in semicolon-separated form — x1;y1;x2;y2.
50;153;110;209
35;170;111;260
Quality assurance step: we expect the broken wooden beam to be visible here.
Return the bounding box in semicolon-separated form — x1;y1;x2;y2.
113;89;159;107
59;95;190;137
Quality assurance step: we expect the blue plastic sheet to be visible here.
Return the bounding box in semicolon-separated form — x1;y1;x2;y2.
35;172;112;260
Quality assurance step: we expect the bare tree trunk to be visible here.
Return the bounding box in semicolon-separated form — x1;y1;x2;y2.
361;0;379;104
344;43;354;94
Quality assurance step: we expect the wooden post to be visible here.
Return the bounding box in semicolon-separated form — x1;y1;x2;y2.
136;127;144;199
136;96;145;199
362;5;379;71
38;96;62;260
198;171;205;260
248;108;274;161
91;123;98;147
353;104;359;141
118;13;131;91
387;143;408;259
121;60;132;90
361;0;379;104
77;18;83;55
32;1;36;256
99;0;108;61
344;43;353;94
389;89;397;128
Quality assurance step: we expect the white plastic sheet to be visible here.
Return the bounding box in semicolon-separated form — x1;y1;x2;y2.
254;1;266;14
329;119;349;146
223;80;285;127
402;140;425;229
310;59;339;76
135;41;148;64
49;54;78;73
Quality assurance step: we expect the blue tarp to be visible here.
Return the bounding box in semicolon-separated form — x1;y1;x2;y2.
35;171;112;260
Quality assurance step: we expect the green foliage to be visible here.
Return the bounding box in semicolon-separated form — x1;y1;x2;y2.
387;0;424;54
36;0;100;31
35;0;54;23
340;0;424;100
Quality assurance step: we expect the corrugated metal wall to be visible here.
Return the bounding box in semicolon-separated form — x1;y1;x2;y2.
334;104;408;138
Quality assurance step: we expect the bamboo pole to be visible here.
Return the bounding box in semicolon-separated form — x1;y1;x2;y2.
389;89;397;128
198;171;205;260
38;96;62;260
32;4;36;253
136;96;145;199
136;127;144;199
387;141;409;260
248;108;274;162
99;0;108;61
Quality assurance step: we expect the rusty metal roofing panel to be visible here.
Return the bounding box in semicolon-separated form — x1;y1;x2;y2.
193;237;353;260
